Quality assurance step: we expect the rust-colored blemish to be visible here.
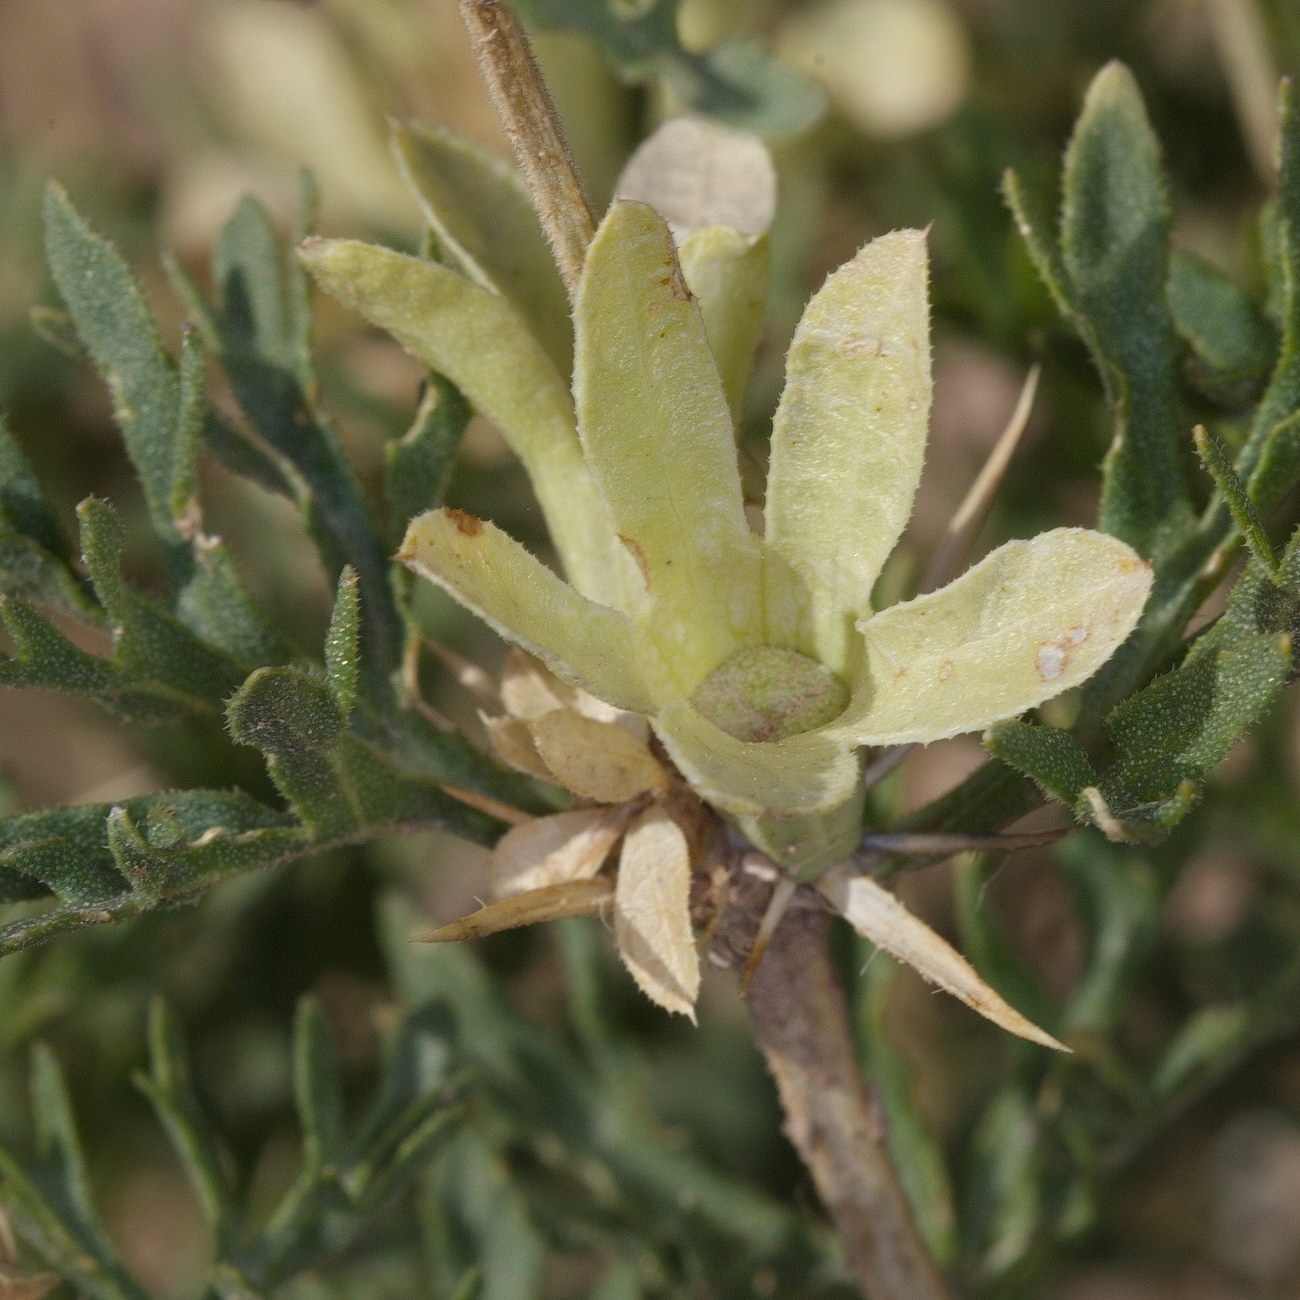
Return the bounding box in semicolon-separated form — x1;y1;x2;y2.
938;659;954;682
619;534;650;584
1035;625;1090;682
446;508;484;537
662;259;692;302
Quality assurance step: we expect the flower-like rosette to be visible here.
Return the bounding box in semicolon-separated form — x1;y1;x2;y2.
376;201;1149;863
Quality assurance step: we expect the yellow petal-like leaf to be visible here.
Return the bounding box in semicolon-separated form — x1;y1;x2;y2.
574;200;763;692
845;528;1153;745
615;805;701;1019
400;509;655;714
490;806;632;898
615;116;777;239
764;228;931;670
678;227;770;422
299;238;634;609
820;868;1067;1050
391;122;573;375
530;709;668;803
417;878;614;942
654;699;862;818
483;714;555;782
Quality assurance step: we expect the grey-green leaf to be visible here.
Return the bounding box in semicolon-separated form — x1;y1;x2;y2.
1060;62;1190;553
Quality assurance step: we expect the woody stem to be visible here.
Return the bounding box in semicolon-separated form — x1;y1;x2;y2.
736;866;951;1299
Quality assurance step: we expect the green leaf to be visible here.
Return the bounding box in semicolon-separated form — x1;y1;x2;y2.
392;122;573;377
325;567;361;719
1168;249;1275;404
1060;63;1190;553
0;417;67;561
510;0;824;136
29;1045;114;1258
0;791;304;955
427;1130;547;1300
856;954;957;1265
961;1086;1043;1278
986;719;1098;810
1098;630;1291;835
227;665;502;844
39;192;281;668
0;527;99;622
1058;836;1159;1034
1194;425;1282;580
1149;1004;1251;1101
201;198;403;689
1247;408;1300;516
134;999;234;1244
78;498;248;712
1241;80;1300;479
43;185;197;539
385;374;471;546
293;998;344;1169
681;39;827;138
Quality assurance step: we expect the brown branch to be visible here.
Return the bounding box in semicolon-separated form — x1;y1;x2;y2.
458;0;596;299
708;854;951;1299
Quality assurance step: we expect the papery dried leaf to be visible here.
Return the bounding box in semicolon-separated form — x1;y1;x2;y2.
615;806;700;1019
820;868;1067;1050
615;117;777;239
530;710;668;803
416;878;615;942
490;806;632;899
483;714;555;782
500;651;651;740
500;648;572;720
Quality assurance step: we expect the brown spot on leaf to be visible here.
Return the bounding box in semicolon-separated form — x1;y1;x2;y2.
619;534;650;583
445;508;484;537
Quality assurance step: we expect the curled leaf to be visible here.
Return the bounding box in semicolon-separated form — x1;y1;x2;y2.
820;868;1067;1050
490;806;632;899
615;806;701;1020
416;878;614;943
530;710;668;803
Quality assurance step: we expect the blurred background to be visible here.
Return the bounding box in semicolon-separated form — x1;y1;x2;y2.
3;1;1300;1296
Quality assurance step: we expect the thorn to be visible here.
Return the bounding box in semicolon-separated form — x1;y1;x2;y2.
740;875;796;992
854;825;1073;865
414;876;614;942
439;783;534;825
921;364;1040;594
862;744;915;789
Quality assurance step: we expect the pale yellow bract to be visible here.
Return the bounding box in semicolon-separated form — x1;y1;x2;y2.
299;119;1153;1029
